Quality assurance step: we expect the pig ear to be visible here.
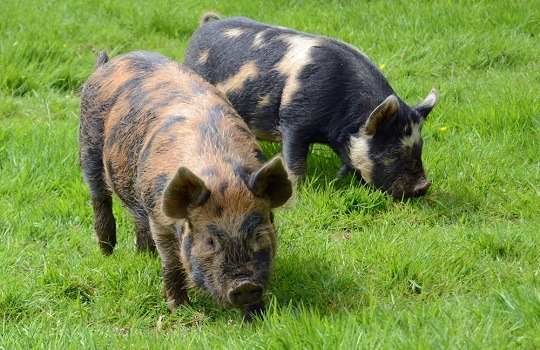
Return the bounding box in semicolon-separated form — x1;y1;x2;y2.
247;157;292;208
364;95;399;136
162;167;211;219
413;88;438;119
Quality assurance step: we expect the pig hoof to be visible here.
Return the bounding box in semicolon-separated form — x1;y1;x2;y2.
166;300;177;313
98;242;114;256
166;297;189;313
242;301;265;323
165;290;190;312
337;165;351;178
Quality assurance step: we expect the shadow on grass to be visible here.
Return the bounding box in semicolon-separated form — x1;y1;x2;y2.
171;255;365;325
420;188;485;226
269;250;366;315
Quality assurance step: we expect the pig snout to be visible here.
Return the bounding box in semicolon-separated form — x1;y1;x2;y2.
412;180;431;197
228;281;264;307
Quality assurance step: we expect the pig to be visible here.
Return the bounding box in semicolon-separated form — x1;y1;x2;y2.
78;50;292;322
184;13;439;198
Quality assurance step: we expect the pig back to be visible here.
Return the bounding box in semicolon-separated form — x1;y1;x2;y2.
81;51;261;216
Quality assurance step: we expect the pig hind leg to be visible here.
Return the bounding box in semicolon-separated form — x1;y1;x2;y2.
79;143;117;256
91;195;116;255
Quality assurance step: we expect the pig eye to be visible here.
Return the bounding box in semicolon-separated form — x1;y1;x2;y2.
206;237;215;249
255;231;266;243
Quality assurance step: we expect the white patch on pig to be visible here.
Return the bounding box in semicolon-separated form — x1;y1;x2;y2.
249;94;282;142
255;94;271;112
381;157;394;167
216;60;259;94
275;35;321;106
197;49;210;65
400;121;423;149
253;30;268;48
223;28;246;39
349;135;374;184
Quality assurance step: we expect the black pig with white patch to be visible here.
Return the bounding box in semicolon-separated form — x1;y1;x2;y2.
79;51;292;321
184;14;438;198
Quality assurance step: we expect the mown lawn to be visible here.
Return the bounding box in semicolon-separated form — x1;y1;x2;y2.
1;0;539;348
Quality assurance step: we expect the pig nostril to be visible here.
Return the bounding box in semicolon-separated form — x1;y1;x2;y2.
413;180;431;196
228;283;263;306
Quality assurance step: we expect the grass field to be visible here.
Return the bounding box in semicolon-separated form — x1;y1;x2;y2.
1;0;539;348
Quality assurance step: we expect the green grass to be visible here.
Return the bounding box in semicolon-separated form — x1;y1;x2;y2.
1;0;539;348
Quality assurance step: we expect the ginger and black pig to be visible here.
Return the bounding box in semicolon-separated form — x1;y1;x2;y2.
184;14;439;198
79;51;292;321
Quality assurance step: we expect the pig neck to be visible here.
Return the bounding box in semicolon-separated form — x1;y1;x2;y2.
315;52;397;162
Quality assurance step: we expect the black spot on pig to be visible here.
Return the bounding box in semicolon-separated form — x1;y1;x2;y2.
253;249;271;281
231;161;253;183
215;206;223;217
105;159;123;203
183;234;206;289
253;148;267;163
144;173;169;211
128;51;170;72
219;182;229;195
163;115;187;130
201;167;219;178
206;224;228;239
239;213;264;239
139;116;187;167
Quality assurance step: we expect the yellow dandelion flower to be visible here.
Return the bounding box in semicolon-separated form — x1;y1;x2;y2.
439;126;447;132
379;63;386;70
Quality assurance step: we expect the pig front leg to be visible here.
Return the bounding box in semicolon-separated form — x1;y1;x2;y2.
149;219;189;311
80;135;117;255
281;131;310;184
